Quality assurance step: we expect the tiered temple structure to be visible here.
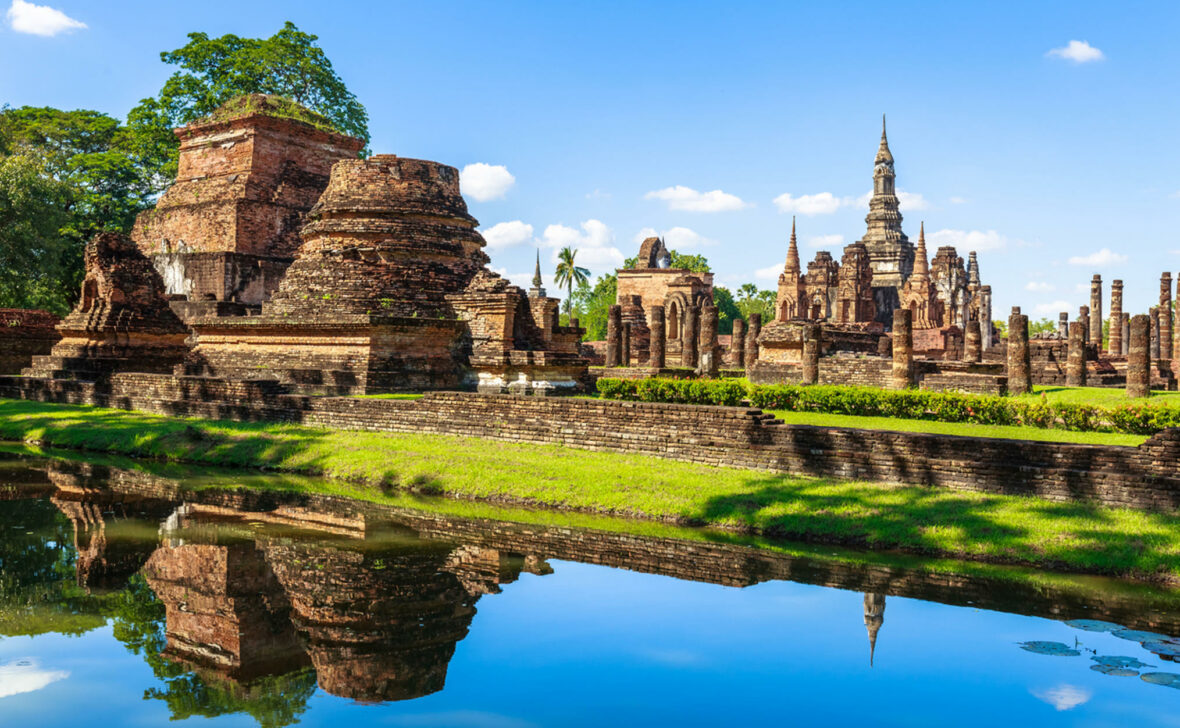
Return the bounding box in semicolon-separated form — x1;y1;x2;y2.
766;119;993;353
24;232;190;381
131;95;365;320
184;154;587;394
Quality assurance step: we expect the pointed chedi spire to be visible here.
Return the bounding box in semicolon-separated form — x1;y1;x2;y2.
529;249;546;297
875;114;894;165
912;221;929;277
863;593;886;668
785;216;800;271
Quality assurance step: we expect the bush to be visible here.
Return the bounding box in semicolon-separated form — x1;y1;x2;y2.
596;378;1180;437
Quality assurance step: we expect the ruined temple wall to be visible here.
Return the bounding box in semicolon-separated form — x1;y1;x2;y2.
748;356;1006;394
5;373;1177;511
0;309;60;374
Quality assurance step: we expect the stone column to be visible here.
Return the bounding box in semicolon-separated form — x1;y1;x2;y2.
891;309;913;389
1057;312;1068;338
1007;312;1031;395
1122;313;1130;356
1127;314;1150;398
1078;305;1090;346
1090;275;1103;352
1150;307;1161;363
731;319;746;369
802;323;821;384
745;313;761;368
963;319;982;363
648;305;665;369
682;306;699;369
1175;273;1180;369
622;322;632;367
1109;280;1124;357
1066;321;1087;387
605;305;622;368
980;286;993;351
698;305;719;378
877;335;892;357
1161;273;1174;361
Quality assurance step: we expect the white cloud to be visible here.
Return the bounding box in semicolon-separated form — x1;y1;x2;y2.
645;185;749;212
585;189;611;200
755;262;783;281
1031;684;1091;711
632;226;716;249
1025;281;1054;292
773;191;842;216
927;228;1011;253
1067;247;1127;266
1033;299;1074;316
540;219;623;270
5;0;85;36
460;163;515;202
480;220;534;251
950;196;968;204
1046;40;1105;64
0;659;69;698
808;234;845;249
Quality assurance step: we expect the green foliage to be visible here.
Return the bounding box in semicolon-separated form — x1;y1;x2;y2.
712;286;741;335
570;273;616;339
126;21;370;186
0;154;74;313
736;283;777;322
553;246;591;316
622;250;712;273
597;378;1180;437
1029;317;1058;337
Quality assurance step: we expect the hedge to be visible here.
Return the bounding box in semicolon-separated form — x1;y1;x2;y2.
595;378;1180;436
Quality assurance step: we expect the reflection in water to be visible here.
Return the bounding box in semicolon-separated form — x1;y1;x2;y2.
1;452;1179;725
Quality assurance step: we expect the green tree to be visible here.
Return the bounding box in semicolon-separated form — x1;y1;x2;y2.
553;247;590;316
126;21;369;187
712;286;741;335
0;154;73;312
1029;317;1058;337
569;274;617;340
622;250;711;273
735;283;777;322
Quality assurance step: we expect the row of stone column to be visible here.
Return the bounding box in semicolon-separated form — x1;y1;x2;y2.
1086;273;1178;362
605;305;764;375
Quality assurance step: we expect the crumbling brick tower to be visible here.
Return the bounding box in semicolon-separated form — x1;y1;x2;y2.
131;95;364;320
24;232;189;380
185;155;585;394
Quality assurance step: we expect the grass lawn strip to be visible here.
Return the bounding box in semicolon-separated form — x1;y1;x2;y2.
1;398;1177;584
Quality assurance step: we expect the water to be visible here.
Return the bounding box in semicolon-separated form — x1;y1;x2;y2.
0;449;1178;726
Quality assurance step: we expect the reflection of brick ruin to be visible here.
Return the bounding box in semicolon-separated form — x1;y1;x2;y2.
131;95;364;320
24;233;189;381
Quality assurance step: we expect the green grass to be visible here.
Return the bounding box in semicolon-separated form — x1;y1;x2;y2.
1019;385;1180;408
766;410;1148;446
1;398;1178;583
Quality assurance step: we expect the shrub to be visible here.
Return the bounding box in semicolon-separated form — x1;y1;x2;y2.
596;377;1180;436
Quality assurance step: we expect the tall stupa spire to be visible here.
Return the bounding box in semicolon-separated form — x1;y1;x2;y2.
864;593;886;668
913;221;929;277
529;249;546;297
785;216;800;271
876;114;893;165
857;115;914;315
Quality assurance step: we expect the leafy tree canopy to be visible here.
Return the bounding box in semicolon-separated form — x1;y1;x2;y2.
0;154;74;313
623;251;711;273
126;21;369;186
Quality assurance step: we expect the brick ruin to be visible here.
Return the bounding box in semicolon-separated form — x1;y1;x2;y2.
131;95;365;320
0;308;60;374
183;155;586;394
23;232;190;380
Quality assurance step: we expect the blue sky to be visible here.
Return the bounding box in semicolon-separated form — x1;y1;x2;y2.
2;0;1178;319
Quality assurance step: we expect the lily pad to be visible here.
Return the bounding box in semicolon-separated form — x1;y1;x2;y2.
1019;641;1080;657
1066;619;1123;632
1141;672;1180;689
1093;656;1155;669
1112;629;1172;643
1091;664;1139;677
1143;641;1180;658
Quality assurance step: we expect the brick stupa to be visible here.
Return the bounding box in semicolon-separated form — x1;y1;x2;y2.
185;155;586;394
24;232;189;380
131;94;364;320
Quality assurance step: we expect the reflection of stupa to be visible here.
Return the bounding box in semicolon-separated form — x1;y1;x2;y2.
864;593;886;667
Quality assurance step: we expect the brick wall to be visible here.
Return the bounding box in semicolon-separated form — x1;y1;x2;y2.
2;373;1177;512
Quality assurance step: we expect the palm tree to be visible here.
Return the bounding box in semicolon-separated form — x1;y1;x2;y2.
553;246;590;317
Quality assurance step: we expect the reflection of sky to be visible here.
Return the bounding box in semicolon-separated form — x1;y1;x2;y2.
0;659;69;699
2;560;1178;727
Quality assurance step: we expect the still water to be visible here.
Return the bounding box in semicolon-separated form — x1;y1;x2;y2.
0;449;1178;727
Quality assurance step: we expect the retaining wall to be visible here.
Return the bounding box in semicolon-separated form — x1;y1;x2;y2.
1;373;1178;512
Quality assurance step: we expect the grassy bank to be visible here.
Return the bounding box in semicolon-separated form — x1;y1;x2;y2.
1019;385;1180;408
2;398;1178;584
